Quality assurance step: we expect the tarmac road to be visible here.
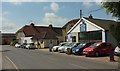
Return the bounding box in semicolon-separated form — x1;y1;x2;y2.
1;45;119;71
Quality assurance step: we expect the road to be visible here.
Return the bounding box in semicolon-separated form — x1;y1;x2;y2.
1;45;119;71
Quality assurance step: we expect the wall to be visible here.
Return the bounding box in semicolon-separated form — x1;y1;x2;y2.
67;19;104;42
106;31;117;48
16;32;25;43
21;37;33;43
33;39;57;48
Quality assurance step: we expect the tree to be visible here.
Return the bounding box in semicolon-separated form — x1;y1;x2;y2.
102;1;120;47
102;1;120;18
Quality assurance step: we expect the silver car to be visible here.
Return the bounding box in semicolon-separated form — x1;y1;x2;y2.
52;42;66;52
58;42;71;53
64;42;80;53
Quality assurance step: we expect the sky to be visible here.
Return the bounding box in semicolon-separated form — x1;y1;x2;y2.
1;0;119;33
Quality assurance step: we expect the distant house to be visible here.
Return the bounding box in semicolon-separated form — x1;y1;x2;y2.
2;33;15;45
67;17;118;47
16;23;63;48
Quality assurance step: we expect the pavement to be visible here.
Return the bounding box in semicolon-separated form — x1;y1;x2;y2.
38;48;120;63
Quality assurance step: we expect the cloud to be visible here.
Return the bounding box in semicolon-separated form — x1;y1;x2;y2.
11;2;22;5
42;12;67;27
82;2;93;8
50;2;60;12
0;12;19;33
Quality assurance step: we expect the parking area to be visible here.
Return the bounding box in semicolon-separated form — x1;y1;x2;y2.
37;48;120;63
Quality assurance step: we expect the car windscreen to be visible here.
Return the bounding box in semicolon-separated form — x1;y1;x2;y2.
90;43;100;48
77;43;86;48
64;43;71;46
72;43;80;47
59;43;66;46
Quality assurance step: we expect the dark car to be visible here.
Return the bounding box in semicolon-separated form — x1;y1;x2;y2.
72;42;95;55
83;42;113;57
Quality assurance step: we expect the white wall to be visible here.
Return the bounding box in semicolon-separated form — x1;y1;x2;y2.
86;21;100;31
21;37;33;44
70;20;102;33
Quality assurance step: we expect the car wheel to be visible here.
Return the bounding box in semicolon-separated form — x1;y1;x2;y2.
95;52;100;57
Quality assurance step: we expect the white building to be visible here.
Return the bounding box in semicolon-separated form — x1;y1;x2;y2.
67;17;117;47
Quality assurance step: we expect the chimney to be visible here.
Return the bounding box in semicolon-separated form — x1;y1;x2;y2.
80;9;82;19
30;23;34;26
49;24;53;29
89;14;93;19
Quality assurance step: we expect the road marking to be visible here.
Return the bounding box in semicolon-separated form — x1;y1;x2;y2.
5;56;20;71
69;63;88;69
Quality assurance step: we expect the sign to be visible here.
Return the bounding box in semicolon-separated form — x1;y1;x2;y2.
80;22;86;32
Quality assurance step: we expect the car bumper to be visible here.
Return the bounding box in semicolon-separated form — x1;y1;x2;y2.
114;52;120;56
83;51;95;56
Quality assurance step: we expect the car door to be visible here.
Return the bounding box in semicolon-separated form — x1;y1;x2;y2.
98;43;106;54
105;43;112;54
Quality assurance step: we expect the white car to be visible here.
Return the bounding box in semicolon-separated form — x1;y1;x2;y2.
114;46;120;56
58;42;71;53
52;42;66;52
15;43;21;48
25;43;36;49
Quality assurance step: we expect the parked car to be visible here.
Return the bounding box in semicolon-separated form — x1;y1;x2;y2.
72;42;95;55
114;46;120;56
64;42;80;54
83;42;113;57
52;42;66;52
58;42;72;53
25;43;36;49
20;43;27;48
15;43;21;48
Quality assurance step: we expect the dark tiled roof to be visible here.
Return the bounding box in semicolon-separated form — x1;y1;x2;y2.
62;19;80;29
2;33;15;37
16;24;62;39
16;25;38;37
33;31;57;39
84;17;117;30
35;26;62;36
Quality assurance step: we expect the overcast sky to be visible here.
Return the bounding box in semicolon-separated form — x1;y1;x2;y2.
1;0;119;33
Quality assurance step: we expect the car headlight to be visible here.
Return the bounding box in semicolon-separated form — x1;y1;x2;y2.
76;49;79;52
89;50;93;52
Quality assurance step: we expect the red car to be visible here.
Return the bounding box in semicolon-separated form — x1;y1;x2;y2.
83;42;113;56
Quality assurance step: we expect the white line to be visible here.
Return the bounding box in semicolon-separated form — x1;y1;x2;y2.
5;56;20;71
69;63;88;69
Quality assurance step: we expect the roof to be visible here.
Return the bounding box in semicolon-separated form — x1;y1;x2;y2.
2;33;15;37
16;23;62;39
67;17;117;34
84;17;117;30
62;19;80;29
2;33;15;39
16;25;38;37
33;30;58;39
35;26;62;36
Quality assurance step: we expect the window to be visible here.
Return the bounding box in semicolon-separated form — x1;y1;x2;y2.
49;40;52;44
72;36;76;42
